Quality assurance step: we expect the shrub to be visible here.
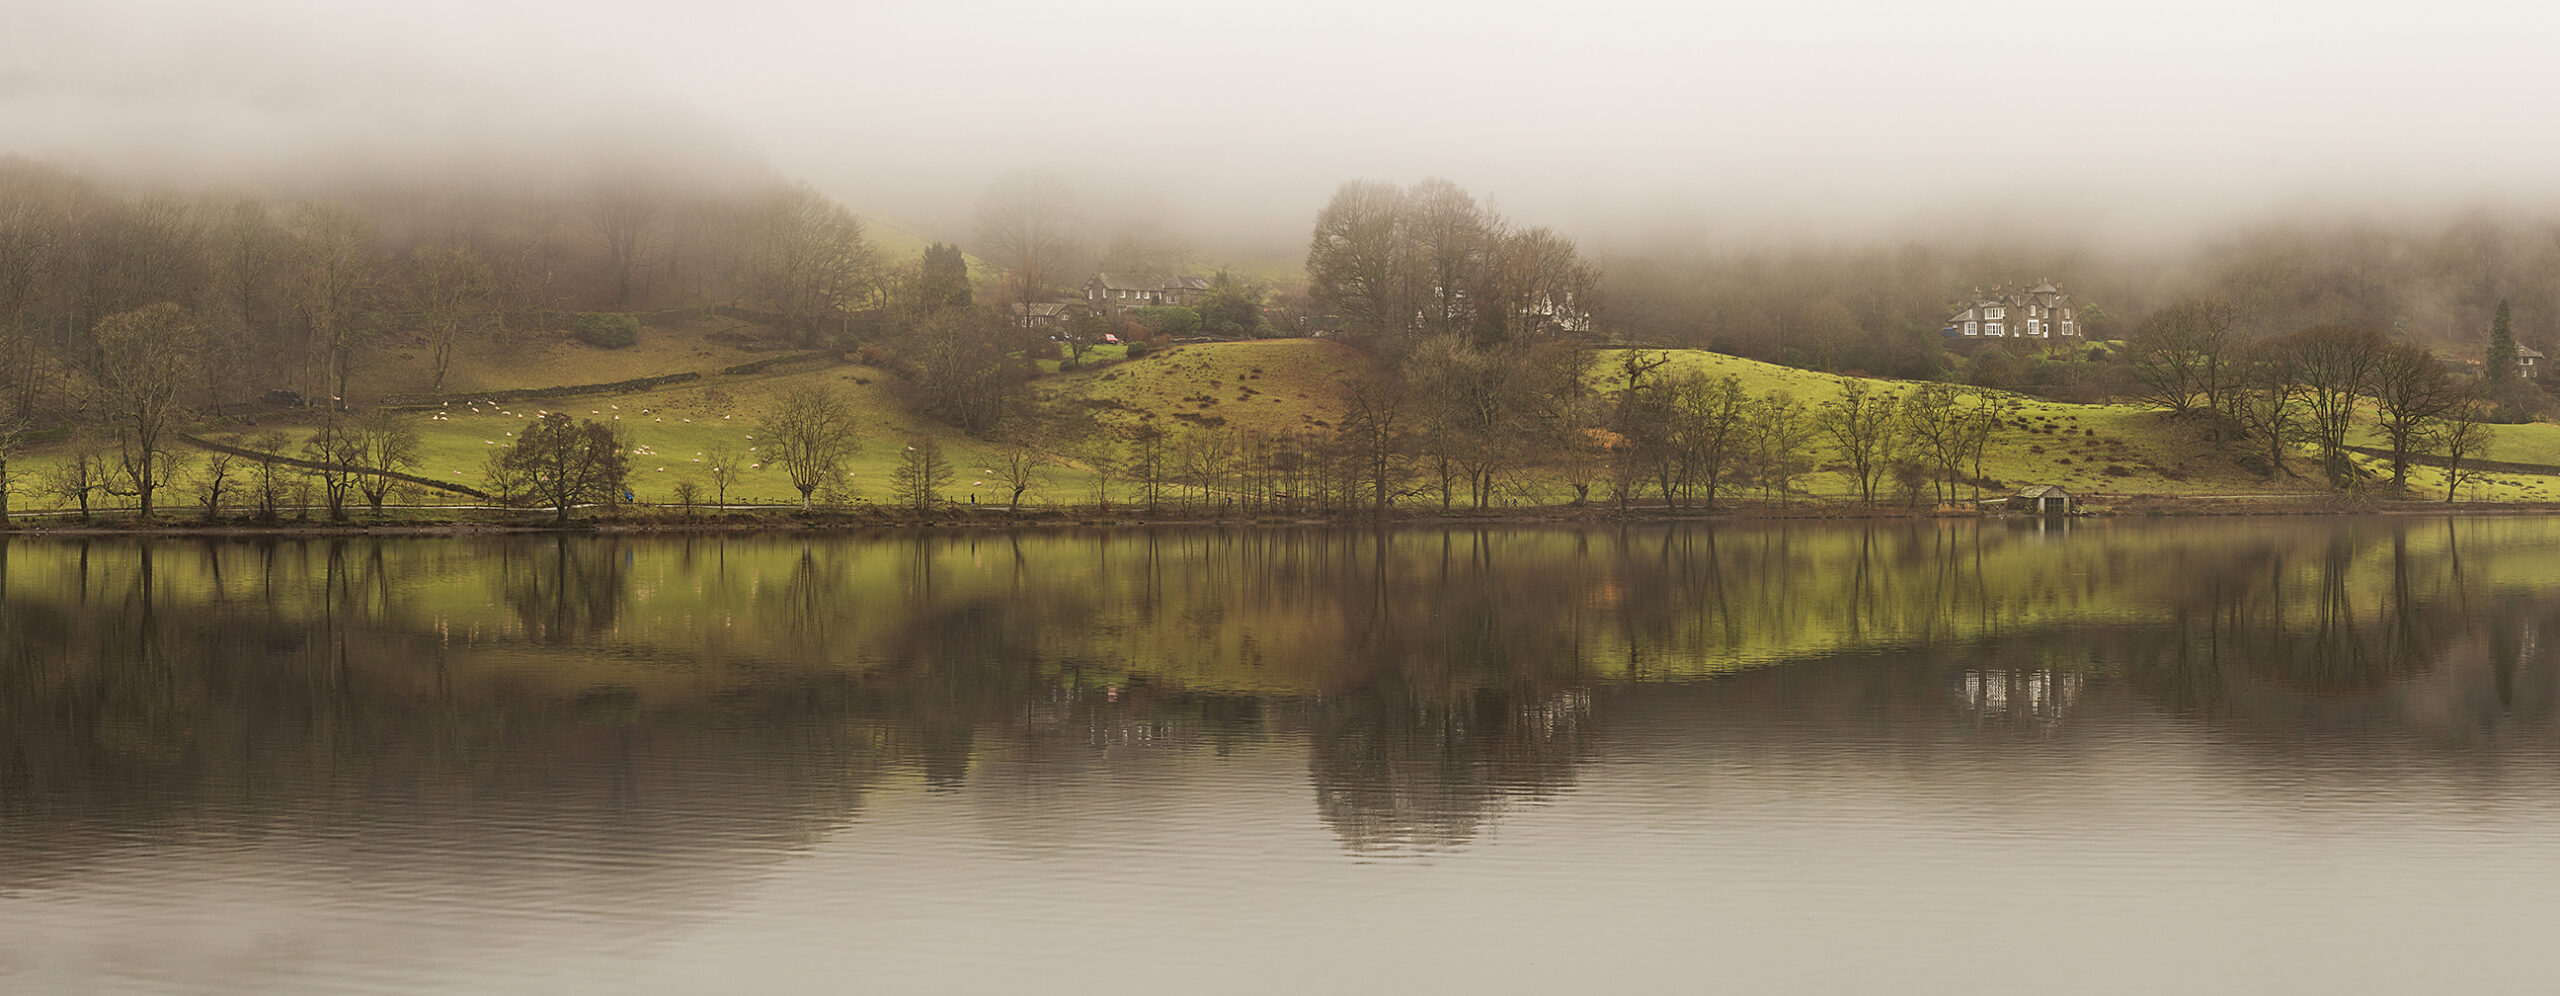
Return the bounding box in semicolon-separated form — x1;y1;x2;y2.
857;344;921;380
1123;339;1156;359
574;313;640;349
1130;306;1200;337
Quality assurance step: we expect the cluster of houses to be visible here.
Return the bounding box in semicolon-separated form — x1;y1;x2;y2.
1010;273;1213;329
1940;280;2547;384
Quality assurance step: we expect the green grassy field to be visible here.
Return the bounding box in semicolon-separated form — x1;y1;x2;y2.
17;323;2560;517
1609;350;2469;502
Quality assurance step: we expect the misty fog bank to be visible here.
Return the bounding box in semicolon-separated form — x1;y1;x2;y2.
14;0;2560;390
17;0;2560;254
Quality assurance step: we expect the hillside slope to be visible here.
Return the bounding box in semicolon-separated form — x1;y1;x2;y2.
31;323;2560;514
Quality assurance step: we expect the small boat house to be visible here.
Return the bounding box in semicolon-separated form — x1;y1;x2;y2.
2009;485;2076;514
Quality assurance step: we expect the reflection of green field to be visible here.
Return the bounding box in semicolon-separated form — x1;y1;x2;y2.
12;518;2549;699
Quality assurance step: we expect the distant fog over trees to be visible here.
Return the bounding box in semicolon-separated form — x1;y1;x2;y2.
1601;213;2560;382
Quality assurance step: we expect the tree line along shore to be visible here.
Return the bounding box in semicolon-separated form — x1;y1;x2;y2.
6;162;2560;529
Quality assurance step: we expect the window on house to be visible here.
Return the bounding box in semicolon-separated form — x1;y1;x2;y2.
2028;320;2042;336
1987;322;2004;336
1965;321;1979;336
1985;307;2004;319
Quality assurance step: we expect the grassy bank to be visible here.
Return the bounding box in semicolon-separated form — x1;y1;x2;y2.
14;320;2560;519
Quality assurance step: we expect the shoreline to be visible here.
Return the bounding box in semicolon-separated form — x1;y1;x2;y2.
5;495;2558;538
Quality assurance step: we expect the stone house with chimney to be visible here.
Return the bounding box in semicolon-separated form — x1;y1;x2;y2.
1083;273;1211;317
1943;280;2083;341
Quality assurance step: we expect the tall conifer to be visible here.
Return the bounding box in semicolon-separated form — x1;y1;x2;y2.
2487;299;2517;380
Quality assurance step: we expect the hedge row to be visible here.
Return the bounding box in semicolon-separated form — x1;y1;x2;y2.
718;351;839;376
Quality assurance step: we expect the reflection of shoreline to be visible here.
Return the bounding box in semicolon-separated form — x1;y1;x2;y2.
1;518;2556;864
11;500;2560;539
3;517;2546;680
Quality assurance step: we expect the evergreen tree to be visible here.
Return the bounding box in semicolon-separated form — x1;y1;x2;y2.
1194;270;1266;337
2487;298;2517;381
919;243;971;312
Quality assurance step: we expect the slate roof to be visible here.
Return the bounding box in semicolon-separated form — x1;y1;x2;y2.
1091;272;1210;292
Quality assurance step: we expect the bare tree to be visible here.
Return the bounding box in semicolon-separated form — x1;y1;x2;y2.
1174;426;1238;510
974;173;1083;332
286;202;375;405
1746;390;1819;503
993;442;1045;513
249;430;296;520
1337;375;1407;517
2226;340;2306;478
586;172;661;309
301;409;364;520
91;302;202;518
704;442;749;506
757;382;861;509
1672;373;1751;509
1475;223;1598;346
2281;324;2391;486
1127;424;1170;512
1404;178;1486;337
739;182;875;344
0;397;27;523
1819;380;1901;505
43;446;107;520
2431;399;2498;502
353;409;422;516
1096;223;1190;275
1899;383;1990;504
190;450;237;521
1305;180;1410;343
408;243;494;393
890;434;954;511
205;198;282;408
2126;297;2240;424
2370;342;2462;492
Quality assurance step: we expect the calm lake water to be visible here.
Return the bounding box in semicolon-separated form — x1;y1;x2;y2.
4;519;2559;993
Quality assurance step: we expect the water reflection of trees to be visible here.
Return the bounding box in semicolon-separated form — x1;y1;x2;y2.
1308;682;1592;855
0;547;878;910
2110;520;2550;722
498;535;629;643
8;518;2560;868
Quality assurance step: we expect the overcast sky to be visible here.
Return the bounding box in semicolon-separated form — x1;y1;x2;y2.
10;0;2560;249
